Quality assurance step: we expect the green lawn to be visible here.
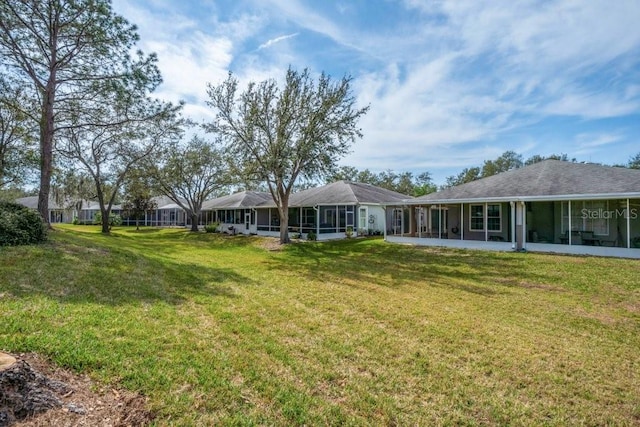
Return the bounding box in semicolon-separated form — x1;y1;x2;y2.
1;225;639;425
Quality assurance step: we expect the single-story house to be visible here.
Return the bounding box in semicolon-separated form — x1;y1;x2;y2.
202;181;413;240
384;160;640;258
14;196;105;224
142;196;187;227
15;195;186;227
200;191;273;234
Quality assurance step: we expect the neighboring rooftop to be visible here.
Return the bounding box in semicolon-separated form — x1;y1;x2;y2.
285;180;413;207
202;191;272;210
410;160;640;203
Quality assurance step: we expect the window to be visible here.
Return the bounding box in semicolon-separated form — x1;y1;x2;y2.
470;205;484;231
469;204;501;232
301;208;315;227
487;204;501;231
359;207;367;230
561;201;610;236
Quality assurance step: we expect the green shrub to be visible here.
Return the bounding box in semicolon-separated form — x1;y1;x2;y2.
306;230;317;241
94;212;122;226
0;201;47;246
204;222;220;233
345;226;353;238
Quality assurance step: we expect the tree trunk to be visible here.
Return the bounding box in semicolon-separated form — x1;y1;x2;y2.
278;206;290;244
37;80;56;228
190;212;199;232
101;208;110;233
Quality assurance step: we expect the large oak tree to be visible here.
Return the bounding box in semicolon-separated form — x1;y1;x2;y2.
205;68;368;243
150;135;229;232
56;90;181;233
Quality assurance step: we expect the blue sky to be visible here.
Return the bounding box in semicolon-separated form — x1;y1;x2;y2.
111;0;640;185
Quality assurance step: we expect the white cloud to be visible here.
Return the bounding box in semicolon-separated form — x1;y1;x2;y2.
110;0;640;182
258;33;299;50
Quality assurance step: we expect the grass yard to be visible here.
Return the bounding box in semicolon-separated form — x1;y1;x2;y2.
1;225;639;425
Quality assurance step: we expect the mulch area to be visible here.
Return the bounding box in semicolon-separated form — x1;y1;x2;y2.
0;352;153;427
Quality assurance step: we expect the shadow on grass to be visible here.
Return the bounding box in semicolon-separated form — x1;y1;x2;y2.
0;230;259;306
269;238;555;296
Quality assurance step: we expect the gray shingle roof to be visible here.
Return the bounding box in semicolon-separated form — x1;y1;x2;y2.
411;160;640;204
283;181;412;207
206;181;413;209
15;196;105;210
202;191;272;210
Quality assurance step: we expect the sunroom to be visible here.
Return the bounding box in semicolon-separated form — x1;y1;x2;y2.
385;160;640;258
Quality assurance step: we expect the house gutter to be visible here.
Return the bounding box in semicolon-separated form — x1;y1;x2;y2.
402;192;640;205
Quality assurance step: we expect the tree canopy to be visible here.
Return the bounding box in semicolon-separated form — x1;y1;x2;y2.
0;0;165;225
206;67;368;243
0;75;36;188
328;166;437;196
150;135;229;232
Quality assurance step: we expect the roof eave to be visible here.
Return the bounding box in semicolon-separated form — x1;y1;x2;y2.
399;192;640;205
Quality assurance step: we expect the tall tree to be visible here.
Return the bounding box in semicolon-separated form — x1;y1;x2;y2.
481;150;523;177
57;90;181;233
49;168;96;218
329;165;359;182
0;75;36;188
443;166;481;188
151;135;229;232
121;167;157;230
628;152;640;169
206;68;368;243
0;0;162;225
524;153;573;165
414;172;437;196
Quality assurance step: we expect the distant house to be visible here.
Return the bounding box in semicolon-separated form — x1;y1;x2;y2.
201;191;273;234
15;195;187;227
202;181;412;240
384;160;640;258
14;196;104;224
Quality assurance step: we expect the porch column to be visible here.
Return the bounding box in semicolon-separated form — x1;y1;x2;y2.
409;206;414;236
460;203;464;240
522;202;527;250
484;202;488;242
383;206;389;239
417;207;422;238
627;198;631;248
515;201;525;250
510;201;516;249
438;204;442;239
568;201;572;245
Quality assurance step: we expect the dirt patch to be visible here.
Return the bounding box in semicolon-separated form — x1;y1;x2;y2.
256;237;286;251
0;352;153;427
